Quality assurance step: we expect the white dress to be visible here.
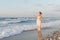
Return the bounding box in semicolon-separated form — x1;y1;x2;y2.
36;18;41;26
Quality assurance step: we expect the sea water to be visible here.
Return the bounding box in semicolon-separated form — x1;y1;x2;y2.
0;17;60;39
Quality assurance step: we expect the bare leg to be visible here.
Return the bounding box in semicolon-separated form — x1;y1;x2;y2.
37;26;42;40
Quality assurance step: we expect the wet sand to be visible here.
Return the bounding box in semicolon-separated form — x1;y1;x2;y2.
1;30;38;40
1;27;60;40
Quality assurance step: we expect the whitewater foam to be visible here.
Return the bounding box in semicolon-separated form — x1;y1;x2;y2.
0;25;23;39
0;17;60;39
42;20;60;27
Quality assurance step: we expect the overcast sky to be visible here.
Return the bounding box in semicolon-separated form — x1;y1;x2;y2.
0;0;60;17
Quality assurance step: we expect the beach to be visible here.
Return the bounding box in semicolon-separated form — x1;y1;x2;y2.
1;27;60;40
0;0;60;40
1;30;37;40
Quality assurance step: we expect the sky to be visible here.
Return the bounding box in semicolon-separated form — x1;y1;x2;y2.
0;0;60;17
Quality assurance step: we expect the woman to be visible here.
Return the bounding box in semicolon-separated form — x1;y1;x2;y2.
36;11;43;40
36;11;43;31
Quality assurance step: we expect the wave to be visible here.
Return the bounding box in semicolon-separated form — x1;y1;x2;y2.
0;17;58;25
0;18;35;25
0;20;26;24
42;20;60;28
0;17;59;24
0;25;23;39
0;20;60;39
0;24;36;39
0;18;60;39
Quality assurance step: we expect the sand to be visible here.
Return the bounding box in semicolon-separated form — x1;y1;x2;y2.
1;27;60;40
1;30;37;40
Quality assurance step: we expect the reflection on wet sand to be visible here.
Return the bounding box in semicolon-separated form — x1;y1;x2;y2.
37;30;42;40
37;30;60;40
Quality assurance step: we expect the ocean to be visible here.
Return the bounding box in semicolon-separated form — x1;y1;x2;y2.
0;17;60;39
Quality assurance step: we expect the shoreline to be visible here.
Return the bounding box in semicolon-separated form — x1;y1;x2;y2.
1;28;60;40
1;30;37;40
